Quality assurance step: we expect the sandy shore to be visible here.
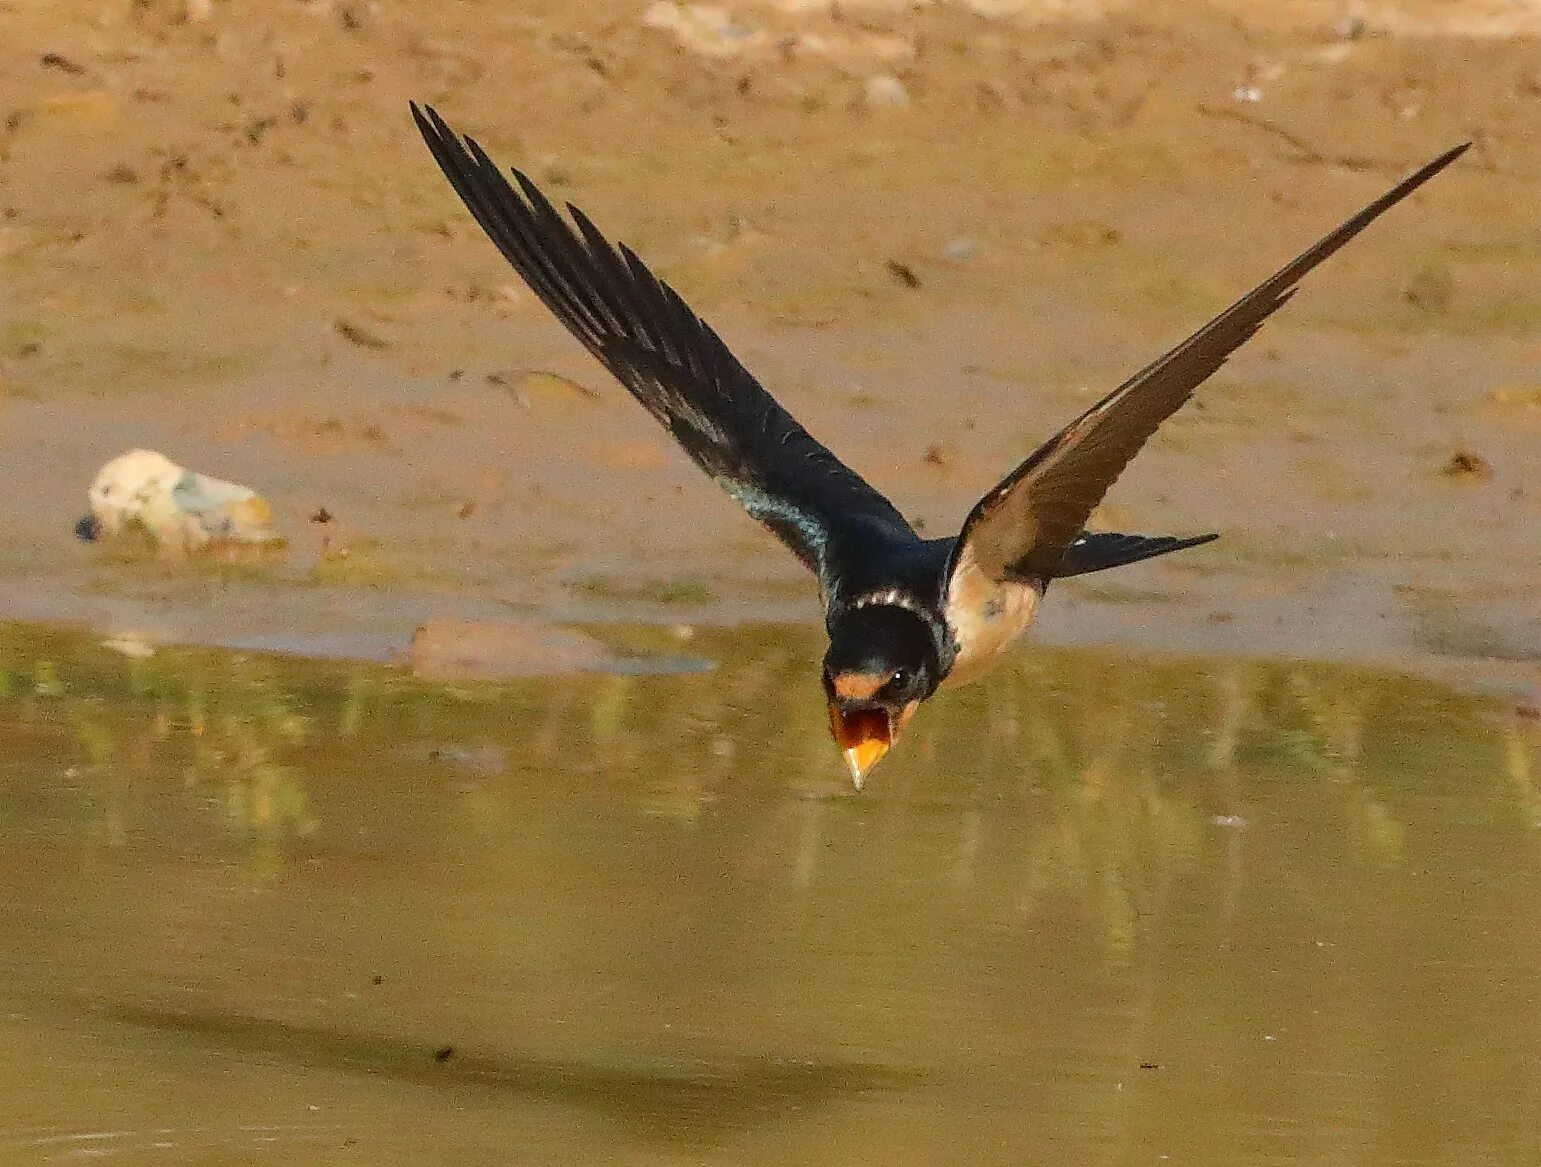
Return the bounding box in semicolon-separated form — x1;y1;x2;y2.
1;0;1537;688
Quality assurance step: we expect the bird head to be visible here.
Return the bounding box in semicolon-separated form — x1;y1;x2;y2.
822;604;942;788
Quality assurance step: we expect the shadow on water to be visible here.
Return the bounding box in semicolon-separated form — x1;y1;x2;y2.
0;620;1539;1164
98;1003;918;1147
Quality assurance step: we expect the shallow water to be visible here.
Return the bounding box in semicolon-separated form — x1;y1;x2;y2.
0;622;1537;1166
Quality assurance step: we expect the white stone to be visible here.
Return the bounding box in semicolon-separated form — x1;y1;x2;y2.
84;449;284;551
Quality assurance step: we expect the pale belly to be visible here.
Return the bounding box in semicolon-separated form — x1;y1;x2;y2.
941;552;1043;689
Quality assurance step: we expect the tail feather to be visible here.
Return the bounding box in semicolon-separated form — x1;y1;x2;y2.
1052;531;1218;579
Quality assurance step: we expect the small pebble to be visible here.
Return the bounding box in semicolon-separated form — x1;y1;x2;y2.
1404;263;1455;314
942;237;978;262
1439;449;1492;479
39;52;87;75
885;259;920;288
864;75;910;109
334;317;390;349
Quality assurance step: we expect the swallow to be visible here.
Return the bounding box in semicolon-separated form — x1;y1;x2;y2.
412;102;1465;787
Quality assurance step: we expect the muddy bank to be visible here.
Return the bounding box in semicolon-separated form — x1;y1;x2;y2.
0;0;1537;681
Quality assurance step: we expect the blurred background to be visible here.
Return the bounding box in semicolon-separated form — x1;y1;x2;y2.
1;2;1539;1164
0;0;1537;666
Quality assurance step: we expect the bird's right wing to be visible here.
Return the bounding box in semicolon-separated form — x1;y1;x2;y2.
947;142;1468;596
412;103;915;585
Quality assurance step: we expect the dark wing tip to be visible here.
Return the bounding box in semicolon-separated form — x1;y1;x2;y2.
409;100;444;141
1384;141;1470;204
1432;141;1472;169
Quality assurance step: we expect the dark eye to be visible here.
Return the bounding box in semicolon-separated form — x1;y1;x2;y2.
890;668;910;689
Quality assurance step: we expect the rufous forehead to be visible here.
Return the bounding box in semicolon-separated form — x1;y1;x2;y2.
832;671;888;700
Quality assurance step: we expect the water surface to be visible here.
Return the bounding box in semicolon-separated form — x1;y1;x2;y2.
0;623;1537;1165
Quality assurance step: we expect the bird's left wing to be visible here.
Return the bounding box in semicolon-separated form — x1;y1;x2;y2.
412;103;916;583
947;142;1468;595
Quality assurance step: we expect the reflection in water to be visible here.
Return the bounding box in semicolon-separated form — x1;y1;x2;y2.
0;622;1538;1165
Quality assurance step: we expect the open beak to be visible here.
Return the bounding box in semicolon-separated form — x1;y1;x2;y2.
826;701;917;790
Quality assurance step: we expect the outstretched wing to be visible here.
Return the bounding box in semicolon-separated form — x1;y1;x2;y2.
412;103;916;583
949;142;1468;592
1053;530;1217;579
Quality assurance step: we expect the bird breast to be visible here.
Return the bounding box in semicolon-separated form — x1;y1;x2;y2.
941;547;1042;689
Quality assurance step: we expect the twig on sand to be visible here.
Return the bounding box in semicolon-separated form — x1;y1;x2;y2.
1196;102;1392;172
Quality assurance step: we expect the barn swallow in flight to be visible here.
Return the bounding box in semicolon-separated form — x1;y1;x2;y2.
413;103;1464;787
